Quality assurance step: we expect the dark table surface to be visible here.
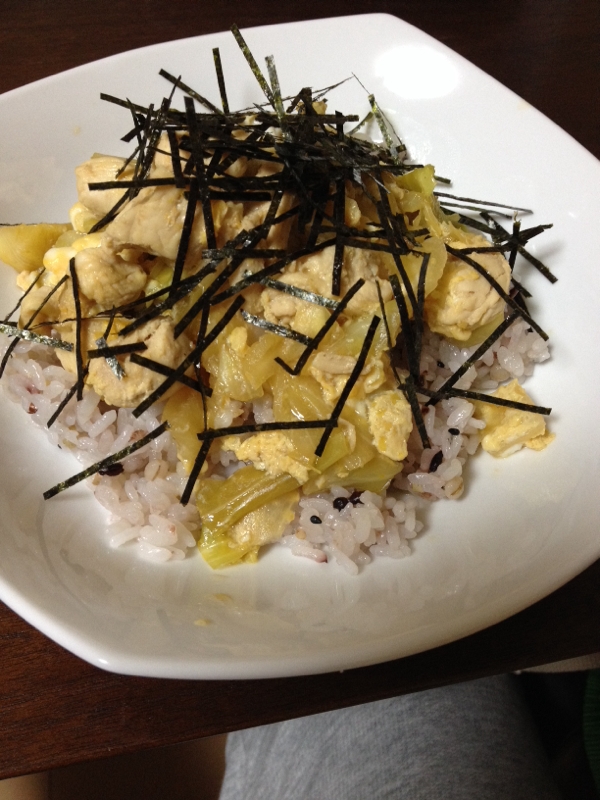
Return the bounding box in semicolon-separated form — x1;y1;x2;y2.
0;0;599;781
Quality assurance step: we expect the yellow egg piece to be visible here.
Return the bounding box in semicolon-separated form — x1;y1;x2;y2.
474;379;554;458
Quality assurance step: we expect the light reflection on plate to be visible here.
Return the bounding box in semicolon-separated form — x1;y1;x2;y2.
0;14;599;679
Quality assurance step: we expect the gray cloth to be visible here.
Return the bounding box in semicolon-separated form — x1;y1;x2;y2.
219;675;562;800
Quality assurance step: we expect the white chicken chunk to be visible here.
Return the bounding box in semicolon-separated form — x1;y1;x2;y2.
103;181;207;263
89;317;191;408
288;246;393;317
74;245;147;310
75;155;133;219
424;237;511;341
55;317;191;408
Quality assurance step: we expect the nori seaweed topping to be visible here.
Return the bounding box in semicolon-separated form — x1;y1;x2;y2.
212;48;230;114
132;295;244;419
46;366;89;429
129;353;213;397
196;418;337;441
275;278;365;375
426;311;520;404
68;258;85;401
0;24;551;506
315;314;380;457
389;273;420;383
87;342;147;359
418;384;551;416
434;192;532;214
368;94;405;165
94;311;126;379
375;279;430;449
0;273;69;379
240;309;313;346
445;245;548;340
259;277;339;309
230;24;274;105
159;68;221;114
43;422;170;499
2;268;45;323
481;213;557;283
0;323;73;352
180;437;212;506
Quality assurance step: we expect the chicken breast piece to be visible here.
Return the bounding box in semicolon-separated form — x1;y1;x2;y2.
91;317;192;408
55;317;192;408
75;155;133;219
74;245;147;310
103;180;207;264
289;246;393;317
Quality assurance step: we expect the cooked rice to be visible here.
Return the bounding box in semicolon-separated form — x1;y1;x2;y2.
0;316;549;571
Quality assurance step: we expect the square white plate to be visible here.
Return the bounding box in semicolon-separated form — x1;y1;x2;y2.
0;14;599;679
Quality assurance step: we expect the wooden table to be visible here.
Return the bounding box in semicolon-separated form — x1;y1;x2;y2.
0;0;599;780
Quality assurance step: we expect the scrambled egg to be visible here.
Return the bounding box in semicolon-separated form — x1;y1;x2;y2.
222;431;309;483
366;390;413;461
474;379;554;457
424;236;511;342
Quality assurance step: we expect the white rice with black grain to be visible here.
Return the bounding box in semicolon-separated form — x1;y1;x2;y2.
0;316;549;572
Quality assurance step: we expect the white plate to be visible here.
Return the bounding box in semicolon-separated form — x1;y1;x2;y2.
0;14;599;680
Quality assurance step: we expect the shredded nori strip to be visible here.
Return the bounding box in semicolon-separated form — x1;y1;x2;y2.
446;245;548;340
87;342;147;359
0;273;69;379
389;273;420;383
43;422;169;499
240;310;312;345
481;214;557;283
275;278;365;375
212;48;230;114
0;28;552;508
2;268;45;323
265;55;286;130
46;366;89;429
315;314;380;457
230;24;274;105
332;176;346;295
375;279;430;449
180;437;212;506
434;192;532;214
196;418;337;441
129;353;212;396
132;295;244;419
413;251;430;371
426;312;520;404
208;236;335;307
159;69;221;114
368;94;403;165
68;258;85;401
259;277;339;309
171;175;200;293
418;384;551;416
0;323;73;351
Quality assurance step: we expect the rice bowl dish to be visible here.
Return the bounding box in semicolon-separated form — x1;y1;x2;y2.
0;26;557;578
